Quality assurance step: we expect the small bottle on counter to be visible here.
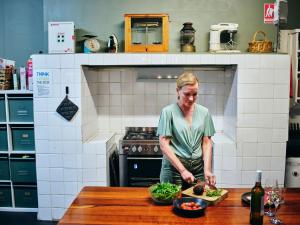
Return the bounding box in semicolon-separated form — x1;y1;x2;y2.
250;170;264;225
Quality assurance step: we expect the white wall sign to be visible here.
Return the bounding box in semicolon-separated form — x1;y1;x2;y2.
36;70;51;97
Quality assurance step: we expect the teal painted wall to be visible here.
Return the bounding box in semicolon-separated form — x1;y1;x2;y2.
43;0;278;52
1;0;300;67
0;0;43;67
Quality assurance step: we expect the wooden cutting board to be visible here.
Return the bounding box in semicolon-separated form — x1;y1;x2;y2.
182;187;228;205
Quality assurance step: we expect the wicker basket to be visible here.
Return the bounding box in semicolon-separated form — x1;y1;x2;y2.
0;66;13;90
248;30;273;53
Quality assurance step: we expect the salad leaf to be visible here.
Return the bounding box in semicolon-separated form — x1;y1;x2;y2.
205;188;222;197
149;182;181;201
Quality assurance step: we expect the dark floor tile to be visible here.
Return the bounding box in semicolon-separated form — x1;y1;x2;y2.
0;212;57;225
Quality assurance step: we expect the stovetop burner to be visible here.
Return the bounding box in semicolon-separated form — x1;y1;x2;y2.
119;127;161;156
123;127;158;141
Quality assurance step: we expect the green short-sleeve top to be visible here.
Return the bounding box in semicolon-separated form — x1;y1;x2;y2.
157;103;215;159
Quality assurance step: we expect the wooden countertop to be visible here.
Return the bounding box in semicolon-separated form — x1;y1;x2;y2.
58;187;300;225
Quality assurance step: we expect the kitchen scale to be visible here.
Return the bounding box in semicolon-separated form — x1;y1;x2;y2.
83;34;101;53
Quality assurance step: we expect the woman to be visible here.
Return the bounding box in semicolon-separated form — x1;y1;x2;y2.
157;72;216;189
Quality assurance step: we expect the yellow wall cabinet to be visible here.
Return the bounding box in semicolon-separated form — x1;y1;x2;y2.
124;14;169;52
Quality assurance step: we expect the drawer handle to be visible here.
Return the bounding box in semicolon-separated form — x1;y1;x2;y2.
17;110;29;116
22;134;29;138
24;192;31;196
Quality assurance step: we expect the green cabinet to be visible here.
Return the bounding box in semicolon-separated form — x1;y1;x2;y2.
0;126;8;151
0;154;10;180
13;184;38;208
8;95;33;122
0;183;12;207
10;154;36;183
11;126;35;151
0;92;36;210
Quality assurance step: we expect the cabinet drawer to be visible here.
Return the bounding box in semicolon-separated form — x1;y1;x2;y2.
0;183;12;207
11;126;35;151
0;95;5;122
0;154;10;180
0;126;8;151
13;184;37;208
8;96;33;122
10;154;36;183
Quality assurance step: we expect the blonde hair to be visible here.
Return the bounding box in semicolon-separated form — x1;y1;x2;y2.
176;72;199;89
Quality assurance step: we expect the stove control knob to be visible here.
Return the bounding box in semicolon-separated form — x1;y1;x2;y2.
132;146;137;152
138;146;143;152
154;145;159;152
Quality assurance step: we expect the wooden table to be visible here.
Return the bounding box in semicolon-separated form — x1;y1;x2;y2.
58;187;300;225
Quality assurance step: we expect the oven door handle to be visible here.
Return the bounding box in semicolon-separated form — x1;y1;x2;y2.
126;157;162;160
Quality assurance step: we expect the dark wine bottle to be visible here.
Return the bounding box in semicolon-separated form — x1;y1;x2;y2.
250;170;265;225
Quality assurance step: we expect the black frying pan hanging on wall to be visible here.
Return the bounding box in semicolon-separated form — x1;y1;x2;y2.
56;86;79;121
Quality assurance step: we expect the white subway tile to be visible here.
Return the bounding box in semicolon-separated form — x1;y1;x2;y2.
273;99;289;113
241;171;256;185
257;143;272;156
51;195;65;208
74;54;89;69
37;208;52;220
270;157;286;171
213;156;222;170
257;157;271;170
45;55;60;68
64;182;78;195
38;195;51;208
258;99;273;113
274;55;290;69
257;128;272;142
33;55;46;68
89;54;103;65
222;156;236;170
272;128;288;142
242;157;257;170
274;84;289;99
242;143;257;156
109;70;121;82
237;69;260;83
37;181;51;194
63;169;78;182
237;99;259;114
272;143;286;157
150;54;167;64
52;208;65;220
51;182;65;195
221;170;241;184
237;84;260;98
49;154;63;168
258;114;273;128
50;168;64;181
260;55;275;69
230;54;246;68
60;55;75;68
272;114;289;129
200;54;216;64
245;55;260;69
236;128;257;142
259;69;274;84
259;84;274;98
36;168;50;181
274;68;289;84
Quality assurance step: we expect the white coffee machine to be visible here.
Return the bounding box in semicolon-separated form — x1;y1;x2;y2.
209;23;240;53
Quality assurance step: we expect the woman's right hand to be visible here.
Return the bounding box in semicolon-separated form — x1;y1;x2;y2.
180;169;195;184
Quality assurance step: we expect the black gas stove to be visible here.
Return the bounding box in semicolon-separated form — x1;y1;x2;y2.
119;127;162;187
119;127;161;156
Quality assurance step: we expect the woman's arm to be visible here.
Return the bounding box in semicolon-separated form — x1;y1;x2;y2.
159;136;195;183
202;136;216;185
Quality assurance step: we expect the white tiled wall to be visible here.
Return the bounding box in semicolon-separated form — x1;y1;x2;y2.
33;53;290;220
82;67;233;136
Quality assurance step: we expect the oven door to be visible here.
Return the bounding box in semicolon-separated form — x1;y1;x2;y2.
127;157;162;187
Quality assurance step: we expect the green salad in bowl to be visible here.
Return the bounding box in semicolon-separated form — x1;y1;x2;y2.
149;182;181;204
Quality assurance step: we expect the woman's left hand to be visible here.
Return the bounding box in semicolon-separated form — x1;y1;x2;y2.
205;171;216;186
